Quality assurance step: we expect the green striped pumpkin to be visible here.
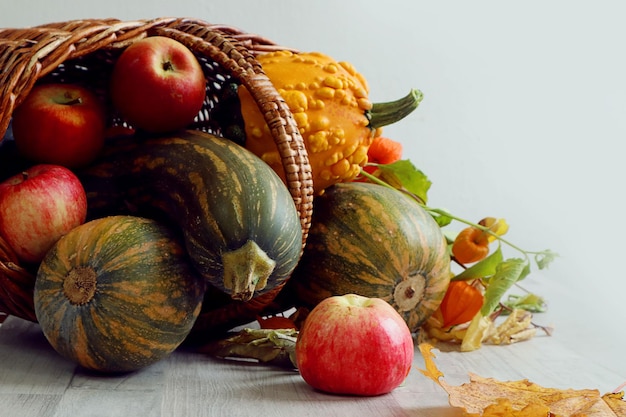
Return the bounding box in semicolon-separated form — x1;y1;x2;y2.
34;215;205;373
284;182;450;332
79;130;303;303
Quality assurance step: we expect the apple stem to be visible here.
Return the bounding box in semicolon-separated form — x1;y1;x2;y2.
60;90;83;106
64;97;83;106
21;171;29;181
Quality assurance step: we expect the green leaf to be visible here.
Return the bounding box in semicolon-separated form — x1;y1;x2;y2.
376;159;431;204
424;207;454;227
535;249;559;269
518;260;532;281
452;246;504;281
502;293;547;314
480;258;529;316
432;212;453;227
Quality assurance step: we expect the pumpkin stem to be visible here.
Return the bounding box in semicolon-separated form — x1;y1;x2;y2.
368;89;423;130
63;266;98;306
222;240;276;302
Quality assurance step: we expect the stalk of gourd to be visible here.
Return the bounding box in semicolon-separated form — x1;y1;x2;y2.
238;50;422;195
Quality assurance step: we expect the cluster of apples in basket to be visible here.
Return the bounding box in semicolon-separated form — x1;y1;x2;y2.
0;36;206;265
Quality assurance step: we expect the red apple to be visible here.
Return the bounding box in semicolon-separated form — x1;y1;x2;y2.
0;164;87;263
295;294;414;396
110;36;206;133
12;83;106;168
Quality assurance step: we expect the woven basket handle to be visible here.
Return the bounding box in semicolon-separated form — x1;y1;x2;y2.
151;24;313;243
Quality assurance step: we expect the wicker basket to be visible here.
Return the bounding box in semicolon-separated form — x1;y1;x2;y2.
0;17;314;327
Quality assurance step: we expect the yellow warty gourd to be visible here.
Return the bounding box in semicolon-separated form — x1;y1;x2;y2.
238;50;422;195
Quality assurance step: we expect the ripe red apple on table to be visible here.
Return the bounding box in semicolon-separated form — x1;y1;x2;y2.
11;83;106;168
110;36;206;133
295;294;414;396
0;164;87;264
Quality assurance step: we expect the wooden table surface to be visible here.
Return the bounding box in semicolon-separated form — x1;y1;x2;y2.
0;291;624;417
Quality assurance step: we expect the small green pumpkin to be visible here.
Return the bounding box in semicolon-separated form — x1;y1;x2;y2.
34;215;205;373
79;130;303;303
281;182;450;332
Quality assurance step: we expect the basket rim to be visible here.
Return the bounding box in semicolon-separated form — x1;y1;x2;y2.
0;17;297;139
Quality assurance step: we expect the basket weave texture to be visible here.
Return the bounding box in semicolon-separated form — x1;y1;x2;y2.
0;17;314;324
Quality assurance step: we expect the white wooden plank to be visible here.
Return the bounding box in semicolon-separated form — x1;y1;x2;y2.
160;347;453;417
68;359;167;391
49;361;167;417
50;389;162;417
0;317;75;395
0;394;61;417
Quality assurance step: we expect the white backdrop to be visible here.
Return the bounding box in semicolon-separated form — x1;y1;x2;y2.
2;1;625;376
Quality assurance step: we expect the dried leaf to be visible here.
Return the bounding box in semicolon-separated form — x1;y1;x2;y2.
446;372;600;416
486;309;536;345
416;343;624;416
422;309;540;351
417;343;444;383
198;328;298;369
460;313;493;352
600;391;626;416
464;398;551;417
